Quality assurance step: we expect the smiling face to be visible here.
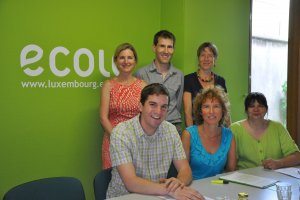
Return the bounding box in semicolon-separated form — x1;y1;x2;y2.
246;100;267;121
115;49;136;74
201;98;223;126
198;47;215;71
152;37;174;65
139;94;169;135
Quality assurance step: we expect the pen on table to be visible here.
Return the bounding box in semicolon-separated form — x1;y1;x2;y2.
211;179;229;184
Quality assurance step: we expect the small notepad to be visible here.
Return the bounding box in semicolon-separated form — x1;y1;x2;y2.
219;172;278;188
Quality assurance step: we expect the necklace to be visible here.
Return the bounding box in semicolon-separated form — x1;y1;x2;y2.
197;70;214;82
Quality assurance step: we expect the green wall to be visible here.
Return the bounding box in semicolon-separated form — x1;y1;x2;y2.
0;0;249;199
182;0;250;121
161;0;250;122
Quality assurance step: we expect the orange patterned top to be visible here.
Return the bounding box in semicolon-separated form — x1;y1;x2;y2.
108;79;143;127
102;78;144;169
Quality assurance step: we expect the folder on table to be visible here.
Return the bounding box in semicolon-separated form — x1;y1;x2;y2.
219;172;278;188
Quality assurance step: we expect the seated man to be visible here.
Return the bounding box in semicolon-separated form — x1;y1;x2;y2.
107;83;204;200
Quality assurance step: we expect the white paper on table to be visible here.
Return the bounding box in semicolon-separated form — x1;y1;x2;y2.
157;195;213;200
219;172;278;188
275;167;300;179
204;196;214;200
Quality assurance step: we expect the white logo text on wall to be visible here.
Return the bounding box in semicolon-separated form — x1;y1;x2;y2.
20;44;119;89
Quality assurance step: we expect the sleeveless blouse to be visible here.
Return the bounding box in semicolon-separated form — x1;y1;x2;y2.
187;125;232;179
102;78;143;169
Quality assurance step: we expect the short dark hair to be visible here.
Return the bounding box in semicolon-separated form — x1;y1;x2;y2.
153;30;176;46
244;92;268;112
113;43;138;63
193;86;230;126
197;42;218;60
140;83;170;105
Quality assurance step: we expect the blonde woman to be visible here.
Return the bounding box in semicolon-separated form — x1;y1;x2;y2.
100;43;147;169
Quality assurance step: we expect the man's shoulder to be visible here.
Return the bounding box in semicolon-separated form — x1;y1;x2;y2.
160;120;179;136
173;68;184;77
161;120;174;127
112;118;136;137
169;64;183;75
136;63;153;74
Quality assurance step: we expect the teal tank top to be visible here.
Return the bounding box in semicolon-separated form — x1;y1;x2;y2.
187;125;233;180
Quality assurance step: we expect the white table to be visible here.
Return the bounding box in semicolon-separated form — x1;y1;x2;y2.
109;167;300;200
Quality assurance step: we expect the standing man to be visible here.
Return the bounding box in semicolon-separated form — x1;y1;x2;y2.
107;83;204;200
136;30;184;134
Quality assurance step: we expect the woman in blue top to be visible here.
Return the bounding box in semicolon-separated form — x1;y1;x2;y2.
182;86;236;180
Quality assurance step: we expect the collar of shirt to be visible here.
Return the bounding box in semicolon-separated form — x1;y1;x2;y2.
133;115;162;140
149;61;177;75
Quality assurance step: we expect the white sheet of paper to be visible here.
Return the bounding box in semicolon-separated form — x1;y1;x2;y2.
275;167;300;179
157;195;213;200
219;172;277;188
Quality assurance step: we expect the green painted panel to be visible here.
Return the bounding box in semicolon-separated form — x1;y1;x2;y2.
0;0;250;199
182;0;250;122
0;1;161;199
161;0;185;68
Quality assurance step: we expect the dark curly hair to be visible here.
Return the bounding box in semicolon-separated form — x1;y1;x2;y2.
193;86;230;126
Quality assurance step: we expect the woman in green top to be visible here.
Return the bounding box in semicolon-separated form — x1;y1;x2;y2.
230;92;300;170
